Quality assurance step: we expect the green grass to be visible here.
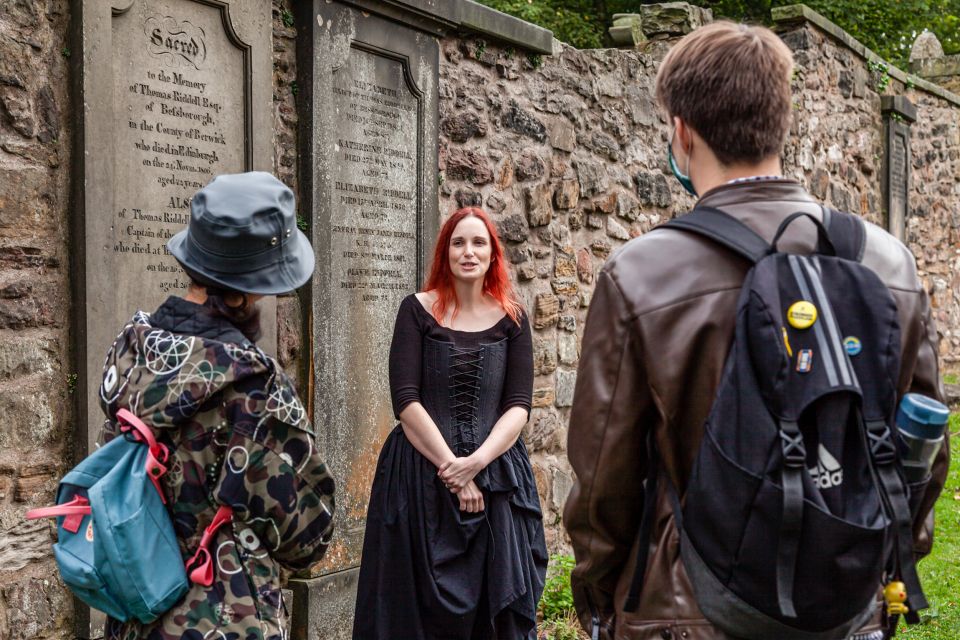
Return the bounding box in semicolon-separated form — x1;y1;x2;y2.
900;427;960;639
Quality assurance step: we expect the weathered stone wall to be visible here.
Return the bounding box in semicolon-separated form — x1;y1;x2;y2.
777;16;960;368
0;0;75;638
436;11;960;553
436;36;691;551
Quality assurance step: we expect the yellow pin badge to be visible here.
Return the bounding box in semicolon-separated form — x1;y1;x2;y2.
787;301;817;330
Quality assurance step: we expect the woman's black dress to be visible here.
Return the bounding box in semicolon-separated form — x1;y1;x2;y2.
353;295;548;639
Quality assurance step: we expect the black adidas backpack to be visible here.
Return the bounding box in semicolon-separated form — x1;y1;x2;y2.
624;207;929;639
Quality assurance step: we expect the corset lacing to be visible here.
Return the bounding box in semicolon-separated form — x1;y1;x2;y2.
449;346;484;456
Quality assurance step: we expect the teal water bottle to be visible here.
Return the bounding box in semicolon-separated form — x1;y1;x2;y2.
895;393;950;483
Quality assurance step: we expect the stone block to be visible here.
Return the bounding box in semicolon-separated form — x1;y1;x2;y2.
577;248;595;284
515;151;546;181
911;31;945;63
575;159;609;198
554;179;580;210
525;182;554;227
533;337;558;376
485;192;506;214
502;100;547;142
454;188;482;207
0;385;55;448
554;255;576;278
0;86;36;138
445;147;493;184
0;337;55;380
578;129;620;161
551;467;574;511
558;315;577;332
607;217;631;241
591;239;613;258
2;575;71;640
586;214;604;229
558;333;578;365
0;167;54;234
496;155;514;190
640;3;713;38
555;369;577;407
518;264;537;281
591;192;618;215
635;171;672;208
440;110;487;143
532;387;555;408
15;462;57;502
290;569;359;640
534;293;560;329
551;277;578;296
549;118;576;152
616;192;640;221
0;519;51;573
507;246;531;266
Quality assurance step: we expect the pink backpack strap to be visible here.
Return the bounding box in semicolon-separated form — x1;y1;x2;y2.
25;495;91;533
116;408;170;503
184;504;234;586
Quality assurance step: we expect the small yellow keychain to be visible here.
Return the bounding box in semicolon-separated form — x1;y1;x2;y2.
884;581;910;616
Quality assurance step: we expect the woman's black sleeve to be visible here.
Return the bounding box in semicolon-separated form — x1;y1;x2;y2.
499;312;533;416
389;296;424;418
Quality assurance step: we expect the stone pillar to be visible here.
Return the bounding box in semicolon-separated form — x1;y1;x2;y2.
880;96;917;241
608;3;713;48
909;31;960;94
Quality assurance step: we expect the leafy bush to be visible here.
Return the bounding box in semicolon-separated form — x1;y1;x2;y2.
540;554;576;622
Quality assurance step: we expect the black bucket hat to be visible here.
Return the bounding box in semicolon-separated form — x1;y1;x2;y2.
167;172;314;295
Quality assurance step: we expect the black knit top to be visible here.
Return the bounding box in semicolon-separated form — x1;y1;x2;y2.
388;294;533;420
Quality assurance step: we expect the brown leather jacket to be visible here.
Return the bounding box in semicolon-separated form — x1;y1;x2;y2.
564;180;948;640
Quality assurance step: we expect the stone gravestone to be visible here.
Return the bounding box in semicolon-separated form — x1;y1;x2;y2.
880;96;917;241
292;2;440;635
73;0;273;636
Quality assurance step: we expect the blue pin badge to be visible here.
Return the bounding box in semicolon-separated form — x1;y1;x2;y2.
843;336;862;357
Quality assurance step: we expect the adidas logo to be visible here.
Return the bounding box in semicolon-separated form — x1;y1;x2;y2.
808;444;843;489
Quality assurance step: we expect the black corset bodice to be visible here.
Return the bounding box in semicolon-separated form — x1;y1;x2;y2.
420;336;507;456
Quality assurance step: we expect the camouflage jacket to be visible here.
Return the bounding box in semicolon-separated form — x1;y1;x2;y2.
97;297;335;640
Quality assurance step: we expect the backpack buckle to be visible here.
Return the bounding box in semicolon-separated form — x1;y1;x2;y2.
779;423;807;468
866;421;897;465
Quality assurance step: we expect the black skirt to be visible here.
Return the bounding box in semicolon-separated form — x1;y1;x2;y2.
353;426;547;639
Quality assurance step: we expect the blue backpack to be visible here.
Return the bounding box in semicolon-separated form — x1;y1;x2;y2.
26;409;189;623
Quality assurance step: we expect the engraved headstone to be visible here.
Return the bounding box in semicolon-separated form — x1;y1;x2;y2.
300;0;439;569
74;1;272;636
293;1;439;636
881;96;917;241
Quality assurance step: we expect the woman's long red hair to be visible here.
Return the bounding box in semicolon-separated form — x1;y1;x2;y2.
424;207;523;326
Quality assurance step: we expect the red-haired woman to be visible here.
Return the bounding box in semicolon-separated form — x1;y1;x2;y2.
353;207;547;639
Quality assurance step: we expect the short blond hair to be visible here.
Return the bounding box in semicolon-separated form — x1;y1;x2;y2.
655;21;794;165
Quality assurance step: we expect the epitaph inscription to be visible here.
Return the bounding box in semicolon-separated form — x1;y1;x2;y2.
330;53;418;303
888;132;908;240
111;3;246;308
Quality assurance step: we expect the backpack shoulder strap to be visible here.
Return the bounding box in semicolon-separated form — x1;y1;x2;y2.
821;206;866;262
663;206;769;264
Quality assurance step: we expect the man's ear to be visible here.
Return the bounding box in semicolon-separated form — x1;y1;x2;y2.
673;116;693;154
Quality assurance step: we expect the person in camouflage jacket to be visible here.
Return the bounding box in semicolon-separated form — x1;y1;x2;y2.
98;172;335;640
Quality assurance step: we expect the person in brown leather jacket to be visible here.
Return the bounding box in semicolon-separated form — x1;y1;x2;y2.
563;21;948;640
